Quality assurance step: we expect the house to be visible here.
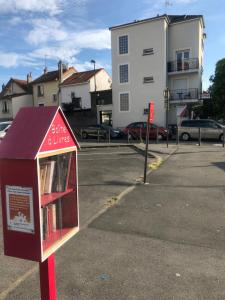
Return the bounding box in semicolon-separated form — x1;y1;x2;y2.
61;68;112;126
110;14;205;127
32;61;77;107
0;75;33;121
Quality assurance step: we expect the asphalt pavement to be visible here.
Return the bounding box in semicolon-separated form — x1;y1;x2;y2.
2;144;225;299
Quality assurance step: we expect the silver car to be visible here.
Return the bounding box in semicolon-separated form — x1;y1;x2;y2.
179;119;225;141
0;121;12;140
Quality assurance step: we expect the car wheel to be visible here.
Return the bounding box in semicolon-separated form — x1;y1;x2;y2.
82;131;88;139
219;133;224;142
181;132;190;141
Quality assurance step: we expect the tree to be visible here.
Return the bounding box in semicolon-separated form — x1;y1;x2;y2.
209;58;225;119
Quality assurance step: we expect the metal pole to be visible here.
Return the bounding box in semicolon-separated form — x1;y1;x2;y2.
97;129;100;143
198;127;201;146
39;254;56;300
156;127;159;144
176;126;179;145
140;127;142;143
223;128;225;148
166;108;169;148
127;129;130;144
80;128;83;140
144;112;150;184
108;128;111;144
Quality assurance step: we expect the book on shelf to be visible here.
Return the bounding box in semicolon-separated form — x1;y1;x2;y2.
40;163;48;195
41;200;62;241
40;153;71;195
52;153;71;193
44;161;56;194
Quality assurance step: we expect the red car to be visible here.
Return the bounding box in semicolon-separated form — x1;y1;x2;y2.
122;122;167;140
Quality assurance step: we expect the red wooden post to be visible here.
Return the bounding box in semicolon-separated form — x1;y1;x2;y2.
39;254;57;300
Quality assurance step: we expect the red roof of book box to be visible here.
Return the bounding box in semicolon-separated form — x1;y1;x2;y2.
0;106;79;160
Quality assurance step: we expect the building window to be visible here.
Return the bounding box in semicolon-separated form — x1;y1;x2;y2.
143;48;154;56
120;93;129;111
52;94;57;102
119;64;129;83
39;103;44;107
119;35;128;54
176;50;190;71
143;76;154;83
37;85;44;97
2;101;8;113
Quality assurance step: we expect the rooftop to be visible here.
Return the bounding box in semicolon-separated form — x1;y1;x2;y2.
32;67;76;85
109;14;204;30
62;69;103;86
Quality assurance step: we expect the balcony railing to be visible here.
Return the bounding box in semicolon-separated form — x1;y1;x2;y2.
168;58;199;73
170;88;199;101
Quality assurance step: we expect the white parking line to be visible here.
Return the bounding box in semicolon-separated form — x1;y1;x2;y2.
78;151;136;156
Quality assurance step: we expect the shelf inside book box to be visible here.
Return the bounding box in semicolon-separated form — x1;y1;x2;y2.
43;227;78;252
41;191;78;254
39;151;76;207
41;188;74;206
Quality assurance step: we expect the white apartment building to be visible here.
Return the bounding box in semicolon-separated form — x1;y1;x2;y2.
110;14;205;127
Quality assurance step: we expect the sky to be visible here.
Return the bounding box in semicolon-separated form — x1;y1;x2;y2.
0;0;224;91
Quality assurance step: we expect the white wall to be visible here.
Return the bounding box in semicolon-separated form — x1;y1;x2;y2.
4;81;26;96
61;69;112;109
12;95;33;118
168;20;201;61
61;83;91;109
89;69;112;92
111;18;168;128
168;19;203;93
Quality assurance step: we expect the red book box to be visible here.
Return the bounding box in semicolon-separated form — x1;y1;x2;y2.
0;106;80;262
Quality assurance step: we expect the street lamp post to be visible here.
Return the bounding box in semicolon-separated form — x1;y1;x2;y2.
164;87;170;148
91;59;98;124
90;59;96;93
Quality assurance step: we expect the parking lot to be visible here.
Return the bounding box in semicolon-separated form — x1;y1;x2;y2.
0;145;148;299
2;143;225;299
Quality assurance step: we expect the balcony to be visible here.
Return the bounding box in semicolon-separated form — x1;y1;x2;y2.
168;58;199;74
170;88;199;103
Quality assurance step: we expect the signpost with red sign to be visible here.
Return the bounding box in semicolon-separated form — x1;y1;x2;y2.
0;106;80;300
144;101;154;183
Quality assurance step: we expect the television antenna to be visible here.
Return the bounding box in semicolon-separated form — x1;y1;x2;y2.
165;0;173;13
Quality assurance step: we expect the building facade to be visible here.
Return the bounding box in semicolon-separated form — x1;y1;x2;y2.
0;77;33;121
110;14;205;127
61;69;112;125
32;62;76;107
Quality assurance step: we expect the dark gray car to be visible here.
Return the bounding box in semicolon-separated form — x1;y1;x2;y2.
179;119;225;141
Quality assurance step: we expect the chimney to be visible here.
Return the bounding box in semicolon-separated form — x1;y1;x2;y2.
43;67;48;74
2;83;5;91
58;60;63;83
27;72;32;84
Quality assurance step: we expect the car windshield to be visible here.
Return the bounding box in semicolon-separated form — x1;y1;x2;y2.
0;124;9;131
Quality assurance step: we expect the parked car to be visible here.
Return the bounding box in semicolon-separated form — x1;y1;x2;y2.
0;121;12;140
81;124;122;139
122;122;167;140
179;119;225;141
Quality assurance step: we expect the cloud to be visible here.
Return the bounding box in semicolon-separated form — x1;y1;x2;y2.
25;17;110;65
0;51;39;68
26;18;68;45
31;47;80;64
26;18;110;50
0;0;64;15
8;16;23;26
